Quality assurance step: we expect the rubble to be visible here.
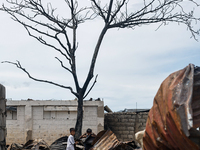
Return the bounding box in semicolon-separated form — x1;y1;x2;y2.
26;139;49;150
143;64;200;150
7;139;49;150
6;127;143;150
7;143;23;150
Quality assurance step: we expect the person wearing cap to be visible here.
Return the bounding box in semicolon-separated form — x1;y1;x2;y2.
80;128;96;150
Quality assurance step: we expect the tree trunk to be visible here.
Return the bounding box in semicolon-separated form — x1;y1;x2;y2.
75;96;83;139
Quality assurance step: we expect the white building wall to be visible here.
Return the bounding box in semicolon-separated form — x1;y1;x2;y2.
6;106;25;144
83;106;98;133
6;100;104;145
32;106;77;143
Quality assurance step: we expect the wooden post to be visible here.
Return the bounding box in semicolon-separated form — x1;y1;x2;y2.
0;84;6;150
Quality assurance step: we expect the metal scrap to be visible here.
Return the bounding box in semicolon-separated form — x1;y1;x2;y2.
104;105;113;113
7;143;23;150
50;136;68;150
26;139;49;150
143;64;200;150
7;139;49;150
91;130;138;150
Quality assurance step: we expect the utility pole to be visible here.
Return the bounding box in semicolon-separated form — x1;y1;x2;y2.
136;102;137;112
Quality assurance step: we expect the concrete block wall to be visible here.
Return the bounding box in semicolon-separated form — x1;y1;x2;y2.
104;112;148;142
6;100;104;145
32;106;76;144
6;106;25;144
83;106;98;133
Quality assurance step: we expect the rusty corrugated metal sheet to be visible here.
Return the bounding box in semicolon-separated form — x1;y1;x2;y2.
91;130;120;150
192;66;200;129
91;130;138;150
143;64;200;150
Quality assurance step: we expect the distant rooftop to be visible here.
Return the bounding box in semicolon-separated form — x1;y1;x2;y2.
118;108;150;113
6;106;17;112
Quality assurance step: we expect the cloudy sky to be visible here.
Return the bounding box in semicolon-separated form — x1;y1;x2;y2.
0;0;200;111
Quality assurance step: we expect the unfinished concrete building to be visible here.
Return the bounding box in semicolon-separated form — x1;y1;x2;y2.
6;100;104;145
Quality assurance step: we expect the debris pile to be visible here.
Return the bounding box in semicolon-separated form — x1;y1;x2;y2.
7;143;23;150
7;139;49;150
7;130;141;150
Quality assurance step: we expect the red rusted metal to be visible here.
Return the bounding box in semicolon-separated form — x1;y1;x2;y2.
143;64;200;150
91;130;120;150
91;130;137;150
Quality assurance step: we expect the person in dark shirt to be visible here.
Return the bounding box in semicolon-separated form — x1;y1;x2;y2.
80;128;96;150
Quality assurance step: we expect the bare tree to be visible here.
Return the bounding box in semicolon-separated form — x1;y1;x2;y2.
1;0;200;138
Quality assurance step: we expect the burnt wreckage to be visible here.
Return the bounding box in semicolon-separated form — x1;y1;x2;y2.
144;64;200;150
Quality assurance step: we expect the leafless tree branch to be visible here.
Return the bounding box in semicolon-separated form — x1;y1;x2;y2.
1;61;78;96
0;0;96;95
91;0;200;39
55;57;72;73
91;0;106;21
82;0;200;98
83;74;98;99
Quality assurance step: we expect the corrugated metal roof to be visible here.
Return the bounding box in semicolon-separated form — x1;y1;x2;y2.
122;109;150;113
143;64;200;150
